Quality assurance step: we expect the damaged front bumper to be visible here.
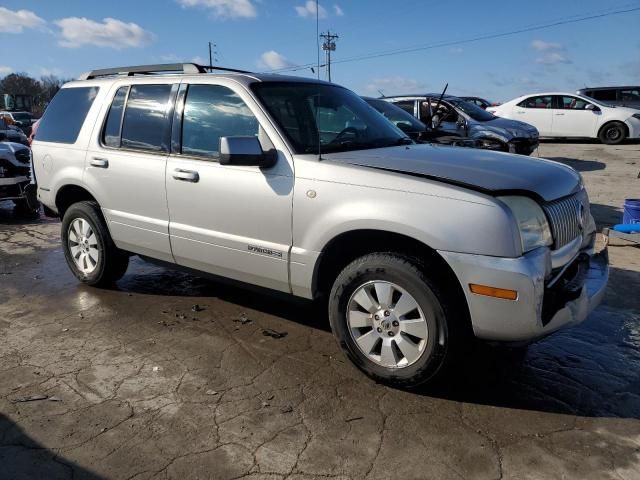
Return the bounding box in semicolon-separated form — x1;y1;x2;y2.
438;234;609;342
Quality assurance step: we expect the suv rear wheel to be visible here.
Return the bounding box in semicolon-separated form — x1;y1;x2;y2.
61;201;129;286
328;253;463;388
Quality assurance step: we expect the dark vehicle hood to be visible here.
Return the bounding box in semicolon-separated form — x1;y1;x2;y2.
467;116;538;140
324;144;581;202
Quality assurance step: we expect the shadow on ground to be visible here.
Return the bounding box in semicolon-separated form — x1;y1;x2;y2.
0;414;105;480
545;156;606;172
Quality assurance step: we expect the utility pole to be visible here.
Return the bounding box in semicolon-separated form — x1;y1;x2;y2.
208;41;217;68
320;31;338;82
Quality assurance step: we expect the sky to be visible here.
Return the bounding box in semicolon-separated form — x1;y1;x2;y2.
0;0;639;102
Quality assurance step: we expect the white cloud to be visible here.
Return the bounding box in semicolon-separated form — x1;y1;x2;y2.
0;7;46;33
296;1;327;18
531;39;563;51
55;17;155;49
258;50;291;70
536;52;572;65
530;40;571;66
334;4;344;16
177;0;257;18
363;76;425;96
0;66;13;76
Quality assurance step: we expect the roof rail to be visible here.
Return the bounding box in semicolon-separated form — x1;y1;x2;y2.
78;63;252;80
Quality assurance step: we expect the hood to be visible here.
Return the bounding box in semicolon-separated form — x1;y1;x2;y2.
468;116;538;140
324;144;581;202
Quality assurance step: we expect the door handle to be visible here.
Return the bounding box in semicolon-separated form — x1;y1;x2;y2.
172;169;199;183
555;113;565;116
90;157;109;168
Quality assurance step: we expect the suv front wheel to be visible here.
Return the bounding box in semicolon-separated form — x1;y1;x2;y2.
329;253;462;388
61;201;129;286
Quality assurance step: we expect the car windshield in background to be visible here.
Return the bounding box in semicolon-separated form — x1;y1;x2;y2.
252;82;409;154
448;98;496;121
366;98;426;132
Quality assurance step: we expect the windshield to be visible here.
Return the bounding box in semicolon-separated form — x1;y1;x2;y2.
365;98;426;132
447;98;496;121
12;112;33;121
252;82;410;154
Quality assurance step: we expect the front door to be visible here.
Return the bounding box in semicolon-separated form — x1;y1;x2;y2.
85;81;178;262
165;81;293;292
551;96;600;137
512;95;554;136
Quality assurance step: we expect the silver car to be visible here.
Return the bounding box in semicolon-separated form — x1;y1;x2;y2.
383;94;540;155
32;63;608;387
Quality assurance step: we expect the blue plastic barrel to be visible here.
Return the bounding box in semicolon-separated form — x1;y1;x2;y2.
623;199;640;225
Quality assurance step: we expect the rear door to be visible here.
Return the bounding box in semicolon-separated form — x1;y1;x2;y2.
512;95;554;136
551;96;600;137
165;80;293;292
84;81;178;262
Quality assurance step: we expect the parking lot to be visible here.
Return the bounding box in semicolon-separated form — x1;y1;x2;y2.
1;141;639;479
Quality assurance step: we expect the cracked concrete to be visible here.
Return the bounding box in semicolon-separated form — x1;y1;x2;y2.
1;141;639;479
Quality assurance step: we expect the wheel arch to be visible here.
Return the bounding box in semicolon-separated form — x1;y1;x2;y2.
312;229;469;314
55;184;99;218
597;120;629;139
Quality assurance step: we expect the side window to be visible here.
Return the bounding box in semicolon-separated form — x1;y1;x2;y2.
590;89;617;102
37;87;99;143
558;96;590;110
517;96;553;108
121;84;174;152
621;89;640;102
393;101;415;116
181;84;259;158
102;86;128;148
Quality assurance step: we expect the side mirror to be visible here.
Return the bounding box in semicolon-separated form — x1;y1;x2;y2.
585;104;600;112
219;136;276;168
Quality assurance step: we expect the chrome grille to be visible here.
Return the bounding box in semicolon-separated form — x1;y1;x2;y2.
544;190;589;249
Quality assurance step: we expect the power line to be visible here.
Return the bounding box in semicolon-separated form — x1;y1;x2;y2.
265;4;640;74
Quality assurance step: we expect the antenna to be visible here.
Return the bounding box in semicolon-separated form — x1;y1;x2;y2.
208;41;217;68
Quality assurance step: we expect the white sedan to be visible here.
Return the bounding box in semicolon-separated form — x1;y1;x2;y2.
487;92;640;144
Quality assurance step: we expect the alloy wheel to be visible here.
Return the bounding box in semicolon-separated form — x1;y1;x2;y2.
68;218;99;274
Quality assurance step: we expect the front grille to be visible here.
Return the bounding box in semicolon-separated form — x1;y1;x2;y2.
544;190;589;249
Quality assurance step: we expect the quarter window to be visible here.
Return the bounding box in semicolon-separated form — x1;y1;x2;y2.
393;101;415;116
518;96;553;108
121;84;174;152
181;84;259;158
102;86;128;148
37;87;99;144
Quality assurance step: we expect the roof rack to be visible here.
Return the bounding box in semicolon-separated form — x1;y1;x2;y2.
78;63;252;80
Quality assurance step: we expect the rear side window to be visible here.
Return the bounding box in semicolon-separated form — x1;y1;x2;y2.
102;86;128;148
590;89;617;102
37;87;99;144
121;84;174;152
517;96;553;108
181;84;258;158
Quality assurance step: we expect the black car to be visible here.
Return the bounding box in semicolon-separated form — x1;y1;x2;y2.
363;97;479;148
0;117;29;146
577;86;640;110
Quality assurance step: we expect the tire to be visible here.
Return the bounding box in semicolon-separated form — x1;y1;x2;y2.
598;121;627;145
328;253;468;388
61;201;129;286
13;199;40;219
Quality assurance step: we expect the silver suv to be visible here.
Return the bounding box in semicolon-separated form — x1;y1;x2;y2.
32;64;608;387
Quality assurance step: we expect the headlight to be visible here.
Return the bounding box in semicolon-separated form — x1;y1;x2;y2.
479;138;505;150
499;196;552;253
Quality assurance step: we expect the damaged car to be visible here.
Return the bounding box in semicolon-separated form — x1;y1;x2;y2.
383;94;539;155
0;140;39;216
